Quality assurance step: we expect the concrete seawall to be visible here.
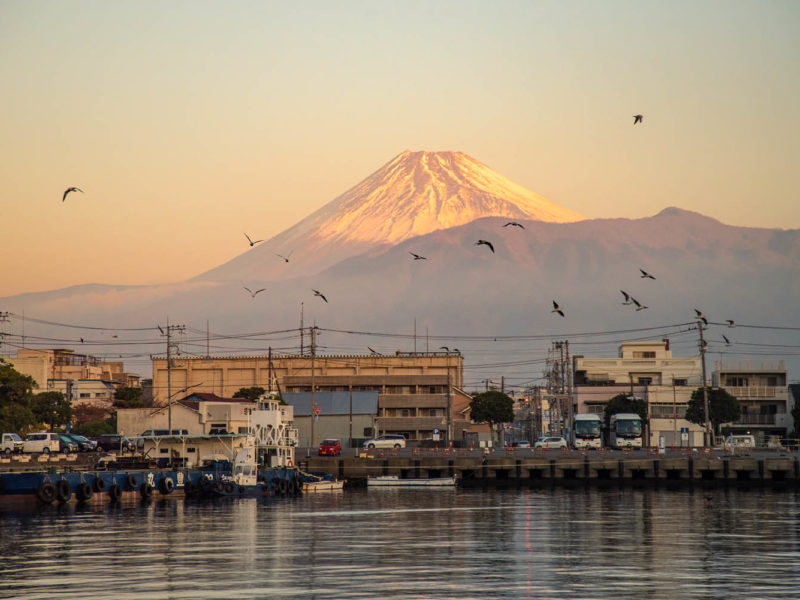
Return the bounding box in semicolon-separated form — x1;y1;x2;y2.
298;453;800;488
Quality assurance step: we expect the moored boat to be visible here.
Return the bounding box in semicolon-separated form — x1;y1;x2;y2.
367;475;457;487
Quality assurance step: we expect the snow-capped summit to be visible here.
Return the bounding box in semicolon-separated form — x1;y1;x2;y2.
197;150;584;282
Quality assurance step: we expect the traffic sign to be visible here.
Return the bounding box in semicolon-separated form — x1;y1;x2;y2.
314;407;320;415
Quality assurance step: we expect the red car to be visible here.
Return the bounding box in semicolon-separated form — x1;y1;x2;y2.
319;438;342;456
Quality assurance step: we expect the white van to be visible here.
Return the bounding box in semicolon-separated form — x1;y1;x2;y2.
22;432;61;454
723;435;756;452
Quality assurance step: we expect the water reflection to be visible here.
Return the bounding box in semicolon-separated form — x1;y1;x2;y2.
0;488;799;598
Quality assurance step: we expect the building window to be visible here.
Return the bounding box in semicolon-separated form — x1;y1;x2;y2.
728;376;749;387
633;351;656;358
637;377;653;386
401;409;412;417
238;427;250;434
673;379;688;386
79;393;91;398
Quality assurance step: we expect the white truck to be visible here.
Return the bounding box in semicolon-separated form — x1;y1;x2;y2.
1;433;24;454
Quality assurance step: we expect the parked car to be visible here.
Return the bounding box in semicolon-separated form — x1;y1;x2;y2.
362;434;406;449
96;434;134;452
534;436;568;449
510;440;531;448
22;432;61;454
63;434;97;452
1;433;24;454
58;435;79;453
319;438;342;456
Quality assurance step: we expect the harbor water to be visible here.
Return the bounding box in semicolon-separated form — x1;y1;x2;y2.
1;487;799;599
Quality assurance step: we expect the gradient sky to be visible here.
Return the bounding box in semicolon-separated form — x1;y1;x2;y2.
2;0;798;297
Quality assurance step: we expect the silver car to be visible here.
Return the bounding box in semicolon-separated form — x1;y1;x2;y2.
362;434;406;449
534;436;568;449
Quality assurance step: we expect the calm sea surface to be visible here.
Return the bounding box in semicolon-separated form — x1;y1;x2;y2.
1;487;799;599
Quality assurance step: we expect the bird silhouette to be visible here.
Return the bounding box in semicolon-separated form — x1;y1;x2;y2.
620;290;633;305
726;319;736;328
633;114;643;124
244;232;263;247
157;325;164;335
639;268;655;280
439;346;450;352
453;348;461;354
368;346;379;355
694;309;708;325
313;289;328;303
276;251;292;263
243;287;266;298
632;298;648;311
62;187;83;202
475;240;495;253
722;335;732;346
80;337;84;343
552;300;565;317
503;222;525;229
409;252;427;260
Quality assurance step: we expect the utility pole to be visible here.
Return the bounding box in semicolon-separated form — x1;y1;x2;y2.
446;356;452;444
0;312;9;352
267;347;273;395
310;325;316;449
162;321;186;434
698;322;711;447
299;303;304;356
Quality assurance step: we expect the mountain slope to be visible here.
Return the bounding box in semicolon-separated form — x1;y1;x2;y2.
196;150;584;283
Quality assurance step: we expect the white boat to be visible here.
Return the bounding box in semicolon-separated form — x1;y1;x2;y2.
367;475;456;487
302;479;345;492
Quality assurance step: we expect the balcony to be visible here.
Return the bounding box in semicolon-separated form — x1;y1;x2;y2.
735;414;777;425
724;386;785;399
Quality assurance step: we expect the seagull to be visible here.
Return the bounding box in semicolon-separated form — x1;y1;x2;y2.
313;289;328;303
503;222;525;229
694;309;708;326
639;268;656;280
367;346;379;355
632;298;648;311
620;290;633;305
475;240;495;253
439;346;450;352
276;251;292;263
633;114;643;124
722;335;732;346
551;300;565;317
62;187;83;202
409;252;427;260
244;232;263;247
726;319;736;328
157;324;164;335
243;287;266;298
453;348;461;354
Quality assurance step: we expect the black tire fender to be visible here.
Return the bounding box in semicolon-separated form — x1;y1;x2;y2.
108;483;122;501
140;482;153;499
159;478;174;495
37;481;56;503
93;477;106;493
75;482;92;502
56;479;71;503
125;474;137;490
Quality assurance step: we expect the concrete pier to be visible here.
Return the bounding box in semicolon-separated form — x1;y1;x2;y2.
298;451;800;488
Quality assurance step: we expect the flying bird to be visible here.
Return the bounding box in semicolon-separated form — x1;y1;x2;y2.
620;290;633;305
475;240;495;253
503;222;525;229
313;289;328;303
551;301;565;317
367;346;379;355
632;298;648;311
243;287;266;298
722;335;732;346
726;319;736;328
62;187;83;202
633;114;643;124
244;232;263;247
409;252;427;260
639;268;655;280
276;251;292;263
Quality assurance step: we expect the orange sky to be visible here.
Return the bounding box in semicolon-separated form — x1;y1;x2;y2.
1;1;798;297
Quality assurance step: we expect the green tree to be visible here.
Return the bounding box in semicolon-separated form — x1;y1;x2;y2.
603;394;649;429
685;387;741;436
31;391;72;430
469;391;514;442
0;359;37;432
233;386;266;401
113;386;145;408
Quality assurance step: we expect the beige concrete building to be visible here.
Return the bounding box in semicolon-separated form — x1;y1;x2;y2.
151;352;469;443
573;340;706;446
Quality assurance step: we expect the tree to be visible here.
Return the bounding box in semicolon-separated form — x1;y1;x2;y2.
233;386;266;401
113;386;145;408
31;391;72;430
685;387;741;436
469;391;515;442
603;394;648;429
0;359;37;432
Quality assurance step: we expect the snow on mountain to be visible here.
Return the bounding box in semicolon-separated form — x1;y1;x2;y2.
197;150;584;282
